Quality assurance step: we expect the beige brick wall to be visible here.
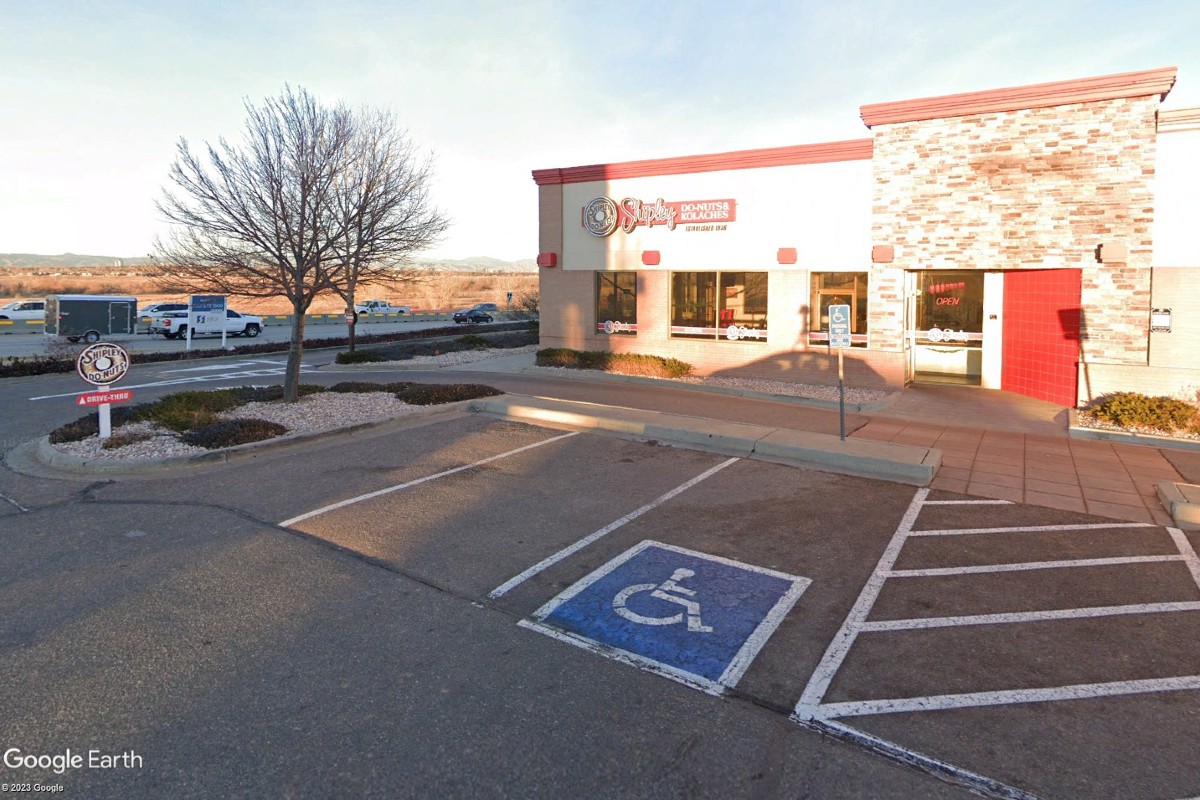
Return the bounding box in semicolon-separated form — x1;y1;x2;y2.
1149;266;1200;368
538;268;592;350
538;184;563;257
872;96;1160;365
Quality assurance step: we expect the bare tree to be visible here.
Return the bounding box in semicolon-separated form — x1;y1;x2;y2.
155;85;448;398
326;109;447;351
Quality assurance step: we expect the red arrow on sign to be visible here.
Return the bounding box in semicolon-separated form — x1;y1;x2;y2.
77;389;133;407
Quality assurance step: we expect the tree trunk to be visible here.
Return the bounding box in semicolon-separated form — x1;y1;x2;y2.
284;310;307;402
347;307;357;353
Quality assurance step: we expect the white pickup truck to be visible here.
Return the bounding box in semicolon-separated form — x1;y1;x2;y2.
354;299;411;315
149;309;264;340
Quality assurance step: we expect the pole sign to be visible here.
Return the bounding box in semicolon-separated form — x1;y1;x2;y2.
828;304;852;349
189;295;226;335
75;343;131;440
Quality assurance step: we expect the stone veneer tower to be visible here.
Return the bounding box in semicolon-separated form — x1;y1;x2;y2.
862;67;1177;367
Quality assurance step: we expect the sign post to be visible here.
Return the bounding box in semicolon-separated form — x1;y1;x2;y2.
75;343;132;440
189;295;227;351
828;304;852;441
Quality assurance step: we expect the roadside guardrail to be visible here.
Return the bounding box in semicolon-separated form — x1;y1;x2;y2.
3;311;468;335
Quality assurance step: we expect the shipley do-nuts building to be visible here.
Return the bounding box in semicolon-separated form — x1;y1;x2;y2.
532;66;1200;407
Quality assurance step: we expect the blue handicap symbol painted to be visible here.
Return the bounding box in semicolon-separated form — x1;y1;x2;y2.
528;541;811;692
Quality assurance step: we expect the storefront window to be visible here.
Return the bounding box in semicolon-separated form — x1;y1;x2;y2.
596;272;637;335
810;272;868;347
671;271;768;342
913;271;984;338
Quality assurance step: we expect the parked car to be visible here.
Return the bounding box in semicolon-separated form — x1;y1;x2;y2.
137;302;189;333
149;309;263;339
453;308;494;324
0;300;46;321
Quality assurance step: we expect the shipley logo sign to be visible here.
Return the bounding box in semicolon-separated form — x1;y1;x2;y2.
582;196;737;237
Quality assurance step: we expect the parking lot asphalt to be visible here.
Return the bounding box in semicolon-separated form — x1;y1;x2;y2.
25;413;1191;798
5;353;1200;797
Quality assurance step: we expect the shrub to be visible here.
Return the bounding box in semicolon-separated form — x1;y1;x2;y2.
231;384;325;403
181;418;289;449
394;383;503;405
535;348;693;379
1087;392;1198;432
145;389;247;431
335;349;387;364
329;381;393;394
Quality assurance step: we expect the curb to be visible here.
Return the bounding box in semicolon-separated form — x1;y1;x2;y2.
17;403;471;477
519;365;896;413
1156;481;1200;530
468;394;940;486
1068;409;1200;452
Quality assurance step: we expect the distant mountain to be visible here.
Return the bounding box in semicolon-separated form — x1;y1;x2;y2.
0;253;536;272
415;256;537;273
0;253;155;268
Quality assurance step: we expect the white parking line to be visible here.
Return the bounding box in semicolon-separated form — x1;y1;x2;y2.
860;600;1200;632
1169;527;1200;592
488;457;740;599
813;674;1200;720
797;490;1200;728
793;487;928;719
157;359;288;373
887;554;1186;578
29;366;316;400
808;718;1040;800
279;432;580;527
794;491;1200;799
910;522;1154;537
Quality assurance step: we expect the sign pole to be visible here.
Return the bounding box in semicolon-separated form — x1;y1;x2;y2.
828;303;852;442
838;349;845;441
98;382;112;439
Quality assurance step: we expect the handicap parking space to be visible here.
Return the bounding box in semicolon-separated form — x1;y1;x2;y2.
521;540;811;694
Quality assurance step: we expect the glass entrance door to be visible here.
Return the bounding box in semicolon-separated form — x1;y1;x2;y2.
906;271;985;385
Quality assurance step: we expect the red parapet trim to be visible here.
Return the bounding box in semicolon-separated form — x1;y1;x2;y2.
860;66;1178;127
641;251;661;266
536;252;558;268
532;139;872;186
777;247;797;265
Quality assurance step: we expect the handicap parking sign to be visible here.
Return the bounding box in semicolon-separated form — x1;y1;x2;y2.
522;541;811;694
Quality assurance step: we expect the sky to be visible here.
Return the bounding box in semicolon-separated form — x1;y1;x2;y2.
2;0;1199;262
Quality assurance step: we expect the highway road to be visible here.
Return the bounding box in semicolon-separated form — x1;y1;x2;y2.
0;318;489;359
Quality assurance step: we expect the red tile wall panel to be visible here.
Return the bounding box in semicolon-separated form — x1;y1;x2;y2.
1002;269;1082;407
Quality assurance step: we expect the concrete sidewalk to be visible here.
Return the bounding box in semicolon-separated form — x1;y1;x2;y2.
448;351;1194;526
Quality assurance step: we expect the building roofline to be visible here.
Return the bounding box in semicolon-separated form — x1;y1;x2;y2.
531;138;872;186
859;66;1178;128
1160;106;1200;132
